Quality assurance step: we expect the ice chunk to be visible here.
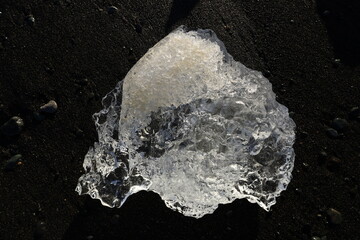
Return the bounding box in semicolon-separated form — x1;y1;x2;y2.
76;26;296;218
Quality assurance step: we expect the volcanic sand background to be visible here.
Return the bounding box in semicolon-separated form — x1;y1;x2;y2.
0;0;359;239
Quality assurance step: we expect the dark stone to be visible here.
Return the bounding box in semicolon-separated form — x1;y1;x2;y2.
0;116;24;136
326;156;341;172
4;154;22;171
25;15;35;26
331;118;349;132
33;221;46;239
44;65;55;74
302;162;309;169
77;78;89;86
349;107;359;120
295;188;302;194
135;23;142;33
326;208;342;225
301;224;312;236
299;131;309;139
33;112;46;122
263;70;271;78
225;210;233;217
75;127;84;138
40;100;58;113
325;128;338;138
322;10;330;17
107;6;118;14
332;58;341;68
319;151;327;160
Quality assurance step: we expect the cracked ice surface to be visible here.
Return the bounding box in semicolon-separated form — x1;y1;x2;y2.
76;26;296;218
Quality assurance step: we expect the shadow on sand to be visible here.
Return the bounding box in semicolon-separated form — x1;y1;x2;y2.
165;0;200;31
63;191;258;240
316;0;360;66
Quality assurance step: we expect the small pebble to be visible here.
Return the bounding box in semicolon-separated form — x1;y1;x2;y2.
327;156;341;171
225;210;233;217
325;128;338;138
349;185;358;198
33;221;46;239
40;100;58;113
135;23;142;33
0;116;24;136
332;58;341;68
33;112;46;121
322;10;330;17
107;6;118;14
75;127;84;138
44;65;55;74
263;70;271;78
299;131;309;139
4;154;22;171
77;78;89;86
302;162;309;169
312;237;327;240
326;208;342;225
25;14;35;26
331;118;349;132
349;107;359;119
329;156;341;164
301;224;311;235
319;151;327;159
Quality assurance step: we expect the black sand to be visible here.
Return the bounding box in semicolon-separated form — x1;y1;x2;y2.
0;0;359;239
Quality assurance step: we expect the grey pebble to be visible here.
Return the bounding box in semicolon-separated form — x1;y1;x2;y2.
331;118;349;132
0;116;24;136
326;208;342;225
312;237;321;240
302;162;309;168
4;154;22;171
40;100;58;113
325;128;338;138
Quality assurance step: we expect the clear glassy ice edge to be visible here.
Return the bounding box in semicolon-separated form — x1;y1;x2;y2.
76;26;296;218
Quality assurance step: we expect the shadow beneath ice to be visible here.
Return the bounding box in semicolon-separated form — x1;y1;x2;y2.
316;0;360;66
63;191;258;240
165;0;200;32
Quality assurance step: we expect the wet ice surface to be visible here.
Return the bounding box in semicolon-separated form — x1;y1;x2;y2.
76;26;296;218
